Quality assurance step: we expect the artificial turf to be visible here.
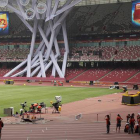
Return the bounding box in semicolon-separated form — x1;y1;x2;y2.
0;85;122;116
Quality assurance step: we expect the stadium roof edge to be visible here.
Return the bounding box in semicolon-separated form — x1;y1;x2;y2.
0;0;132;13
77;0;132;6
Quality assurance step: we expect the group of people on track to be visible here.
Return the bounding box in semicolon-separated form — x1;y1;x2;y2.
0;113;140;139
105;113;140;134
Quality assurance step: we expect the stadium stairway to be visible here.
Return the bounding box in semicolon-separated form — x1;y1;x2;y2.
111;46;123;61
125;70;140;82
97;68;115;81
99;67;139;82
69;68;90;81
2;122;140;140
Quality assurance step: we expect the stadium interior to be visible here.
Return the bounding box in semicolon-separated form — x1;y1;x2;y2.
0;0;140;85
1;0;140;140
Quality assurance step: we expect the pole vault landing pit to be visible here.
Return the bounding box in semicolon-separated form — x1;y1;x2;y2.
122;91;140;106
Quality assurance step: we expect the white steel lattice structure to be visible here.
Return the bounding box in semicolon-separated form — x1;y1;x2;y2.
2;0;82;78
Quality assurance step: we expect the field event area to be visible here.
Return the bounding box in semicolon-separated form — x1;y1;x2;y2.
0;84;121;117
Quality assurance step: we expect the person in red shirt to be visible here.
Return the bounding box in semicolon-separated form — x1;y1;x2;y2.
105;115;110;134
116;114;123;132
129;116;135;134
0;118;4;140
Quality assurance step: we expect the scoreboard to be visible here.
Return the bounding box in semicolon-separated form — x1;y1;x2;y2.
0;12;9;35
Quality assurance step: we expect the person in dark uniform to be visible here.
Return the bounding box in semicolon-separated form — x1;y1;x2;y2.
126;114;130;123
105;115;111;134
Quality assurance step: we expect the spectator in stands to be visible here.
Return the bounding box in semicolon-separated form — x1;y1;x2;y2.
105;115;111;134
116;114;123;132
129;115;135;134
0;118;4;140
126;114;130;123
114;50;118;55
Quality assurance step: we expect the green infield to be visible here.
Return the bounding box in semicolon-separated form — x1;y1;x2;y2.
0;85;122;116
